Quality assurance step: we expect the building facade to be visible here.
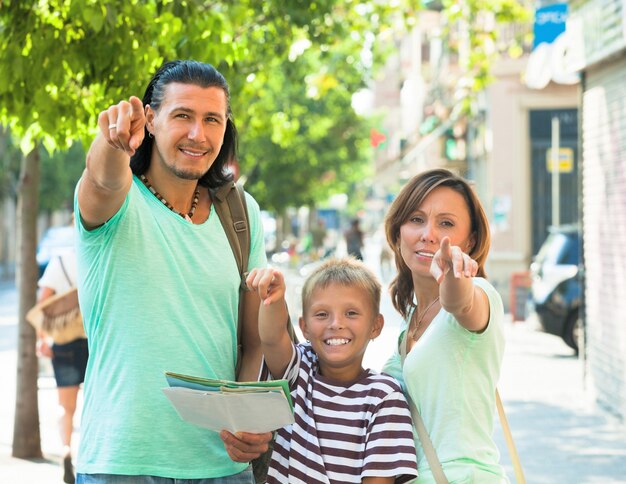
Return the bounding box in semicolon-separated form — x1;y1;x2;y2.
569;0;626;419
369;8;579;309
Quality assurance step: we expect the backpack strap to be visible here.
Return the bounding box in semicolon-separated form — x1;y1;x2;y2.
210;181;250;379
211;181;250;289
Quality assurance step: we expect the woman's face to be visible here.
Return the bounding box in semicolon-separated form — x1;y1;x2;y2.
398;186;475;277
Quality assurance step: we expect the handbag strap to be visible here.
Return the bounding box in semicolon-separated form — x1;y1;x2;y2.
496;389;526;484
400;331;449;484
400;330;525;484
58;255;74;287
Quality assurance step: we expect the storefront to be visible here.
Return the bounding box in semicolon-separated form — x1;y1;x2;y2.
569;0;626;419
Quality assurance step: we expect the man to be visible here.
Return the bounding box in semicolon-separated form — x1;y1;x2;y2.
344;218;364;260
75;60;270;483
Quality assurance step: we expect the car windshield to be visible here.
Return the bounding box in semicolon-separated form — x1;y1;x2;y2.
535;232;579;266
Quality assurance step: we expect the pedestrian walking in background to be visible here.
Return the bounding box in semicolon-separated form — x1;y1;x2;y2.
246;258;418;483
74;60;271;483
382;168;508;483
344;218;364;260
35;228;86;484
309;219;327;259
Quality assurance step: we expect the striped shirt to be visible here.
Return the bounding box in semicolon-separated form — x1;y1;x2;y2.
266;343;418;483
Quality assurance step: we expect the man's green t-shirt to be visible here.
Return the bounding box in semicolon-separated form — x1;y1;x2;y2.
74;176;267;478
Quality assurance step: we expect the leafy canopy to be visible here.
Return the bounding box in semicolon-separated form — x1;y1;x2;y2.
0;0;420;211
0;0;526;212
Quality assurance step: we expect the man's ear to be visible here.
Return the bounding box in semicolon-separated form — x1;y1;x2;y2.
145;105;155;135
370;314;385;339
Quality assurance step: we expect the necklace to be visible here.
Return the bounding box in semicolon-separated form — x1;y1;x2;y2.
140;174;200;222
409;297;440;341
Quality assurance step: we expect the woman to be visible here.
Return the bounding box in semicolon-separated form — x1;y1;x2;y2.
383;168;507;483
36;240;87;484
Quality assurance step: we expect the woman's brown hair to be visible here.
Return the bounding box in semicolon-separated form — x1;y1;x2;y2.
384;168;491;319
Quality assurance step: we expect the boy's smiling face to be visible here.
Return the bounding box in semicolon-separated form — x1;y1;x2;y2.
299;282;384;382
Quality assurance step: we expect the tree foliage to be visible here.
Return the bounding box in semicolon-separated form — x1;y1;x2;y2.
440;0;531;114
39;142;85;213
1;0;528;458
0;127;22;201
0;130;84;213
236;36;374;211
0;0;419;208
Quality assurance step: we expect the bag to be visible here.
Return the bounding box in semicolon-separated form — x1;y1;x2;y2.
26;287;85;344
211;181;298;374
211;181;252;378
212;182;297;483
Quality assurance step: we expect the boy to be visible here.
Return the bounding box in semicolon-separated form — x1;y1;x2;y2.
246;258;418;483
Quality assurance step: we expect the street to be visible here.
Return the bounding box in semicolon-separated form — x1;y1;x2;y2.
1;242;626;483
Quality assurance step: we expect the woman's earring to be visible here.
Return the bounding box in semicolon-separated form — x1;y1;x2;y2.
148;131;154;139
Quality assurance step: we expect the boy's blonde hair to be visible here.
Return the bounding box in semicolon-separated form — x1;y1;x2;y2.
301;257;382;316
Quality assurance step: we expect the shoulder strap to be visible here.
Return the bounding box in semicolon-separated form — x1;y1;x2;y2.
496;389;526;484
210;181;251;379
400;332;525;483
400;331;449;484
58;255;73;287
211;181;250;287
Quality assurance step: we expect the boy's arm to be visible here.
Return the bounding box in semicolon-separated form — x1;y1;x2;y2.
246;268;293;378
362;478;395;484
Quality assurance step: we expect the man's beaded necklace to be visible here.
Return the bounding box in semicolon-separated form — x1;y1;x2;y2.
139;174;200;222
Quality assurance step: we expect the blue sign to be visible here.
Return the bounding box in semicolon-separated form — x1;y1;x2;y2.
316;209;340;230
533;3;568;50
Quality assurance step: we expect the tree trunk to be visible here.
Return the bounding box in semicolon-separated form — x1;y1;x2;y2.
12;146;42;458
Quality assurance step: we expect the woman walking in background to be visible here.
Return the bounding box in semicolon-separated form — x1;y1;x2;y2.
383;168;508;483
36;233;87;484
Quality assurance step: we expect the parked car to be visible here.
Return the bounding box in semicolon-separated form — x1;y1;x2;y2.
529;224;582;353
36;225;75;277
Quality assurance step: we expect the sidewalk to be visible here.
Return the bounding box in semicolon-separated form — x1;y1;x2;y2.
2;271;626;483
0;279;78;483
495;315;626;483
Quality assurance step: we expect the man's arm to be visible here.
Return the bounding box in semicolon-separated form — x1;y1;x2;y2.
245;268;292;379
78;96;145;230
219;430;272;463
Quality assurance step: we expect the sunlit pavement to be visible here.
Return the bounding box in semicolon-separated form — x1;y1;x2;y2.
1;236;626;483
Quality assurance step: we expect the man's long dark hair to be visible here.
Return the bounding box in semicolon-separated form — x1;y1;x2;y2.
130;60;237;189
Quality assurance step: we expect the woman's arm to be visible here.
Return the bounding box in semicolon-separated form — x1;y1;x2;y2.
431;237;490;332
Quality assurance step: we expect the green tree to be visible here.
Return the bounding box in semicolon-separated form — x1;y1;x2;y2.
440;0;531;114
0;0;419;458
0;127;22;201
1;0;523;459
238;43;372;212
39;142;85;215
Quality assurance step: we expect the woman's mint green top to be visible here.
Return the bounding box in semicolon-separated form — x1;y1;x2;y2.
383;277;508;483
